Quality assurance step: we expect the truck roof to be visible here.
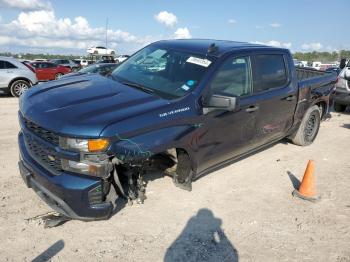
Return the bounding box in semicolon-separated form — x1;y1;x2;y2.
155;39;287;57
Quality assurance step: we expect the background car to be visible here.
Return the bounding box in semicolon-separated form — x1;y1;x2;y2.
0;56;37;97
50;59;80;71
95;55;116;64
332;60;350;112
115;55;130;63
30;61;71;81
325;66;341;75
62;63;118;78
87;46;115;55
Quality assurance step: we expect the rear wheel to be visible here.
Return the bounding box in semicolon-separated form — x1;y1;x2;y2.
290;105;321;146
334;103;347;112
55;73;63;79
10;80;30;97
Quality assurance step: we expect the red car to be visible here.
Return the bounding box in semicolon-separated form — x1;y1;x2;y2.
30;62;71;81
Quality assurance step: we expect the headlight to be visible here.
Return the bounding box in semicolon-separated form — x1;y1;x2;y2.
61;158;112;178
59;137;109;152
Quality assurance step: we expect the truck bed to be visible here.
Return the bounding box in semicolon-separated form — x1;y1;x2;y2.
297;67;336;93
296;67;332;81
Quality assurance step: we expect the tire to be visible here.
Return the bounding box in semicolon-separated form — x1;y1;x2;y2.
334;103;347;112
290;105;321;146
55;73;63;80
115;59;120;64
10;80;30;97
173;151;194;191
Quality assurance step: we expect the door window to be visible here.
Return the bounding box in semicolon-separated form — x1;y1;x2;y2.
210;56;252;97
46;63;56;68
253;55;288;93
0;61;17;69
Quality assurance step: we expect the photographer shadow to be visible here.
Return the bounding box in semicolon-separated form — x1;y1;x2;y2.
164;208;238;262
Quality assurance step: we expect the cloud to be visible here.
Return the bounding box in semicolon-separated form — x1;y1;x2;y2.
252;40;292;49
228;19;236;25
301;42;323;51
0;0;52;11
0;10;152;53
173;27;191;39
269;22;282;28
254;25;263;29
154;11;178;27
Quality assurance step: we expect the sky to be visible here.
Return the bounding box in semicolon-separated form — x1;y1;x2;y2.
0;0;348;55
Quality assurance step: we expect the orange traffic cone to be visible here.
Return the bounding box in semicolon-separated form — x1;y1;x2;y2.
292;160;320;202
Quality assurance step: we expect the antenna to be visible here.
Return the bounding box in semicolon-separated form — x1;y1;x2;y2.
105;18;109;54
207;43;218;54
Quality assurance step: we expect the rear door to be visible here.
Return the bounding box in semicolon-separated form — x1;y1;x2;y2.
46;62;58;80
0;60;8;87
250;52;298;146
34;62;47;80
0;60;18;88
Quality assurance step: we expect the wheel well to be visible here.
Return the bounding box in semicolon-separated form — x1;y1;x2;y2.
315;101;327;119
8;77;31;89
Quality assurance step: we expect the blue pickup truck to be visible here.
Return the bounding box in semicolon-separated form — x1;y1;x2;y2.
18;40;336;220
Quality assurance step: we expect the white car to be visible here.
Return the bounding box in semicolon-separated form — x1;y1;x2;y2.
87;46;115;55
115;55;130;63
0;57;38;97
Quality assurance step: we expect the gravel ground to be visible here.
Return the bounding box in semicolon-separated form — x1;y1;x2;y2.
0;95;350;262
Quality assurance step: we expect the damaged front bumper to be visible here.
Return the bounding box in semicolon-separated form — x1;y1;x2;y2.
18;132;113;220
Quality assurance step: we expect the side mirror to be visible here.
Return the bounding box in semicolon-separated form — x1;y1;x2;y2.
204;94;238;111
339;58;347;70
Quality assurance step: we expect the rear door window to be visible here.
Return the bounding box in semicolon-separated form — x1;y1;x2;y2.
4;61;17;69
252;54;288;93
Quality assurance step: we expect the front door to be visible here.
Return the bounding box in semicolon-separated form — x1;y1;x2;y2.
196;55;259;173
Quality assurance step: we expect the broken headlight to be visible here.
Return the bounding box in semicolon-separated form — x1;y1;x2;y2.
61;154;112;178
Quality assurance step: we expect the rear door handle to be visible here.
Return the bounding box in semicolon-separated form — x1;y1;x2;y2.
284;95;296;101
245;105;259;113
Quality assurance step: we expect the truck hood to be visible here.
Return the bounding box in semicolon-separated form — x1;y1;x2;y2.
20;74;169;137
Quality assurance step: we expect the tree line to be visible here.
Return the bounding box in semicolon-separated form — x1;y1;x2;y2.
1;50;350;64
293;50;350;63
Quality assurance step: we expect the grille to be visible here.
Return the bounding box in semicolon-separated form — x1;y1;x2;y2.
24;133;62;175
23;118;59;145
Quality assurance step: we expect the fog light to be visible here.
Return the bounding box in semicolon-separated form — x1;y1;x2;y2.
88;185;103;205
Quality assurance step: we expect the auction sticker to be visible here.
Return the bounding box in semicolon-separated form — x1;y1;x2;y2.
186;57;212;67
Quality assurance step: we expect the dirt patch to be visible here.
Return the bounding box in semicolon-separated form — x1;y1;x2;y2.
1;96;350;261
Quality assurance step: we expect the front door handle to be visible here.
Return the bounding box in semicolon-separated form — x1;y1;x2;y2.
245;105;259;113
284;95;296;101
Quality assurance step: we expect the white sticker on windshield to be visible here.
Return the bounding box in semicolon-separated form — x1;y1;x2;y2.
186;57;212;67
181;84;190;91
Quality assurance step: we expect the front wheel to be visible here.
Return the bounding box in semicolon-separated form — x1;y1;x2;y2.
10;80;30;97
55;73;63;79
334;103;347;112
290;105;321;146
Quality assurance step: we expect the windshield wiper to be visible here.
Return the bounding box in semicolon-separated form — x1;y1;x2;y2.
121;81;155;95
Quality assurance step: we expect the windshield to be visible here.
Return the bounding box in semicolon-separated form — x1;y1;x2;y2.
111;45;214;99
